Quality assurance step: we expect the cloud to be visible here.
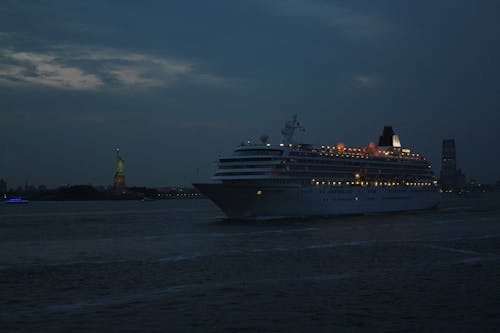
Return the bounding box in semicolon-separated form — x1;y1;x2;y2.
340;74;382;92
0;32;13;40
189;73;235;88
0;44;233;91
0;50;103;90
0;108;107;125
352;75;379;88
0;109;34;122
62;113;107;124
0;49;103;90
262;0;386;39
157;117;235;130
88;48;196;88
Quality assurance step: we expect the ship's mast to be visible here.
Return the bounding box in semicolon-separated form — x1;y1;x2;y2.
281;115;305;144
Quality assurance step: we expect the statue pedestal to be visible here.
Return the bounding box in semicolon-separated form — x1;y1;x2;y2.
114;175;126;189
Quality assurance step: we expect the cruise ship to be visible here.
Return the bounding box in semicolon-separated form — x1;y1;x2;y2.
194;116;440;219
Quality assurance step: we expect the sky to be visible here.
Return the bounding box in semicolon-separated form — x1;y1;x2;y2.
1;0;499;188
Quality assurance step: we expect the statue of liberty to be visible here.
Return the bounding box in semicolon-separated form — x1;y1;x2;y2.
114;148;126;188
116;148;125;176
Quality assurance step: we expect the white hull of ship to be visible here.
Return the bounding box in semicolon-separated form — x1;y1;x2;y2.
194;183;441;219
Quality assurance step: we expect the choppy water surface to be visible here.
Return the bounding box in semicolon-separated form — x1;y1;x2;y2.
1;193;500;332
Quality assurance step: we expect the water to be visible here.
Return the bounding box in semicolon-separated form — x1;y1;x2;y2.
1;193;500;332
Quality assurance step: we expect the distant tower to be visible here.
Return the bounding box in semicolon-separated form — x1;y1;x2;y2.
441;139;456;171
440;139;465;190
0;179;6;194
114;148;126;189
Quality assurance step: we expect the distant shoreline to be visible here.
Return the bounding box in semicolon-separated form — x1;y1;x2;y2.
3;185;202;201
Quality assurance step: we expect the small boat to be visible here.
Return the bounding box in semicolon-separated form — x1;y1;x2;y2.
4;198;29;204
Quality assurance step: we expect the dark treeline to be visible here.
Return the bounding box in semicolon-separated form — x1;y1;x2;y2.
3;185;201;201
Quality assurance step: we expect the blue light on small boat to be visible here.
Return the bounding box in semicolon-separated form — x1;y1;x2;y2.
4;198;29;204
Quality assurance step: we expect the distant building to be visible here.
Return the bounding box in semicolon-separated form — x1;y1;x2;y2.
0;179;6;194
440;139;466;191
114;148;126;189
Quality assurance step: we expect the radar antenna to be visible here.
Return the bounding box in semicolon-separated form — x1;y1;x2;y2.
281;115;305;144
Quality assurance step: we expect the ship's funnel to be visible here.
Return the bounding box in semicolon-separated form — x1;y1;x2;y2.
379;126;394;146
379;126;401;147
392;134;401;148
